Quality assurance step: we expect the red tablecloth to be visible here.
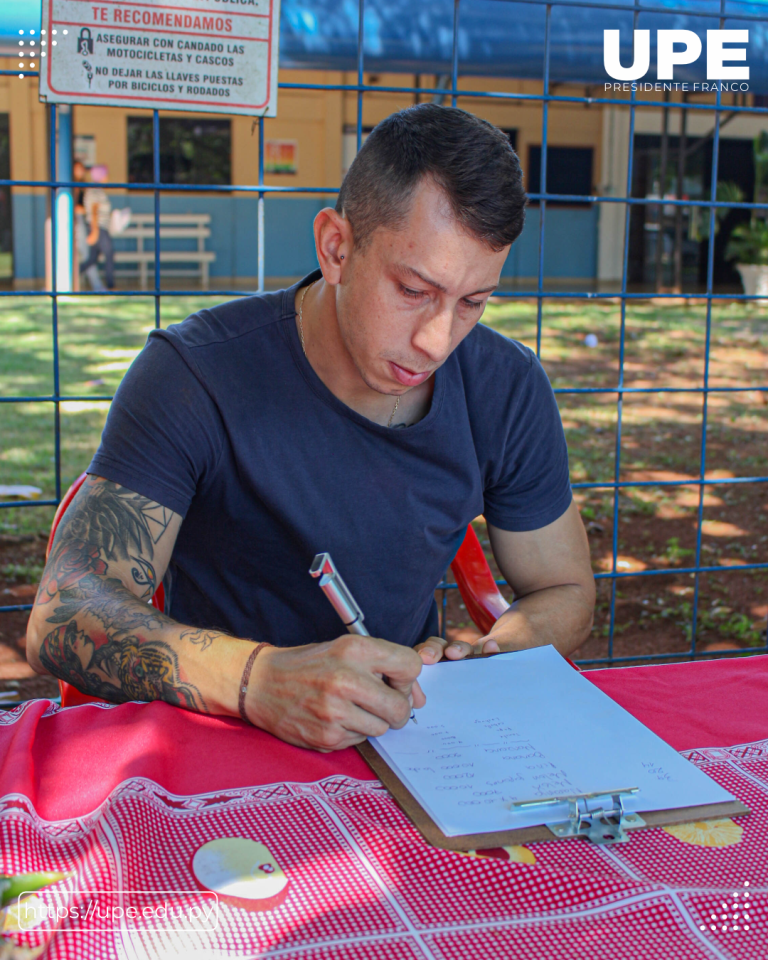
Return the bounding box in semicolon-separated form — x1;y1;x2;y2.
1;655;767;959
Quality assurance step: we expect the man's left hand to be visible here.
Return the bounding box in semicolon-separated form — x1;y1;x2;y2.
414;634;500;664
415;501;595;665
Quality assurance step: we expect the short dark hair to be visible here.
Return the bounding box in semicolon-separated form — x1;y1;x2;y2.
336;103;527;252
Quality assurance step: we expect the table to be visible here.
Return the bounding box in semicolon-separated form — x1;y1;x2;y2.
1;655;767;959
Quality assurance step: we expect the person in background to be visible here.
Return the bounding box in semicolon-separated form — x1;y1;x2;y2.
73;160;100;291
80;164;114;290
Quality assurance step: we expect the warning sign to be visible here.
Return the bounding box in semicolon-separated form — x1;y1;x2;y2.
39;0;281;116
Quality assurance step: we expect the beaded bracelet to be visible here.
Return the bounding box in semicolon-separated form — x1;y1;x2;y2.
238;642;270;723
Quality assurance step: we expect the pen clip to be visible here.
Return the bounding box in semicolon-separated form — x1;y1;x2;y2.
310;552;369;635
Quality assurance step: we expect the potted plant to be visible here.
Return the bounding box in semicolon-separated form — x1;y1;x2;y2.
725;219;768;297
725;131;768;298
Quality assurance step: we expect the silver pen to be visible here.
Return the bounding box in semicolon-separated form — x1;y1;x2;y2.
309;552;417;722
309;552;370;635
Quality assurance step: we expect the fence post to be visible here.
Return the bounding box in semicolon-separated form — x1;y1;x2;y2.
55;104;73;292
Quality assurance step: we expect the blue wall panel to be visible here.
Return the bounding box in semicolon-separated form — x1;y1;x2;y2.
12;192;47;280
110;194;325;278
265;197;326;277
11;193;598;282
503;205;598;279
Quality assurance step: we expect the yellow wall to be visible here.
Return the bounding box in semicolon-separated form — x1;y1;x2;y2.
1;60;751;197
235;70;345;191
0;60;48;196
0;62;608;193
73;102;128;183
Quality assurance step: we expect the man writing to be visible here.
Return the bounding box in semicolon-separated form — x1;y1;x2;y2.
27;104;595;751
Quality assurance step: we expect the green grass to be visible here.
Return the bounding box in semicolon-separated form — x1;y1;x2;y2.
0;295;222;535
1;561;45;584
482;297;768;489
1;294;767;539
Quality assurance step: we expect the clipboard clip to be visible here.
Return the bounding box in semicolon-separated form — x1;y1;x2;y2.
511;787;646;844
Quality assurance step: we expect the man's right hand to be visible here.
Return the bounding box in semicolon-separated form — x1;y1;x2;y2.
26;475;425;753
245;635;425;751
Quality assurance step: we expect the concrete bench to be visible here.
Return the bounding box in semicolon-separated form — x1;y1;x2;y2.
114;213;216;289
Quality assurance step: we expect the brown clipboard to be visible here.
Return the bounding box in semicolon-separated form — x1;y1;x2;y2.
357;741;750;852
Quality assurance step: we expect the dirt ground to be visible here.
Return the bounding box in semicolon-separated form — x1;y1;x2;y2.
440;299;768;664
0;533;59;702
441;511;768;665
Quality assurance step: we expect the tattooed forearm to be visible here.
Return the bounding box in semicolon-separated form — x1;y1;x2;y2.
30;475;210;712
38;572;205;708
39;619;205;709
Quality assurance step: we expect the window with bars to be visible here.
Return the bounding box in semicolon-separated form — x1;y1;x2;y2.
127;117;232;186
527;146;593;204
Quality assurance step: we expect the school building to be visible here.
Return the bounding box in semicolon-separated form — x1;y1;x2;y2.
1;58;767;289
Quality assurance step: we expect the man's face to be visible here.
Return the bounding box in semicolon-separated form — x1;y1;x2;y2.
335;179;509;397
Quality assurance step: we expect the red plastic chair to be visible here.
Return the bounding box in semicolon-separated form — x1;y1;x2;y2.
45;477;546;707
451;524;582;671
449;525;510;635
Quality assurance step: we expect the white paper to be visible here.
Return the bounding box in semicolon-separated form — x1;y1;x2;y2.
370;645;734;837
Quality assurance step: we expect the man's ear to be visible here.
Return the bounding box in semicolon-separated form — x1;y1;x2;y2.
313;207;353;285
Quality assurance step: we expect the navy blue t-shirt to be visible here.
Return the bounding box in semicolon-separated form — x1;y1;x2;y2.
89;271;572;648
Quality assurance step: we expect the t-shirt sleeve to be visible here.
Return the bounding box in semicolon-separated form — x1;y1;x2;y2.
88;332;223;517
482;352;572;532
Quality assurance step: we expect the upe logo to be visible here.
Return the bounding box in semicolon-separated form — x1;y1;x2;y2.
604;30;749;90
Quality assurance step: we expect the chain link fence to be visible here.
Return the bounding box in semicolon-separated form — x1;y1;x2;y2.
1;0;767;671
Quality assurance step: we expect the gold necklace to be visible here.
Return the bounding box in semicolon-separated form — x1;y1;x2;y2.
298;280;401;428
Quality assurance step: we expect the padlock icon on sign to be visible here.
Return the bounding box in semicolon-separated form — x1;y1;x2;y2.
77;27;94;56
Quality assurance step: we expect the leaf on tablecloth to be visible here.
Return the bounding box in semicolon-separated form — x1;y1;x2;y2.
663;818;743;847
464;845;537;865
